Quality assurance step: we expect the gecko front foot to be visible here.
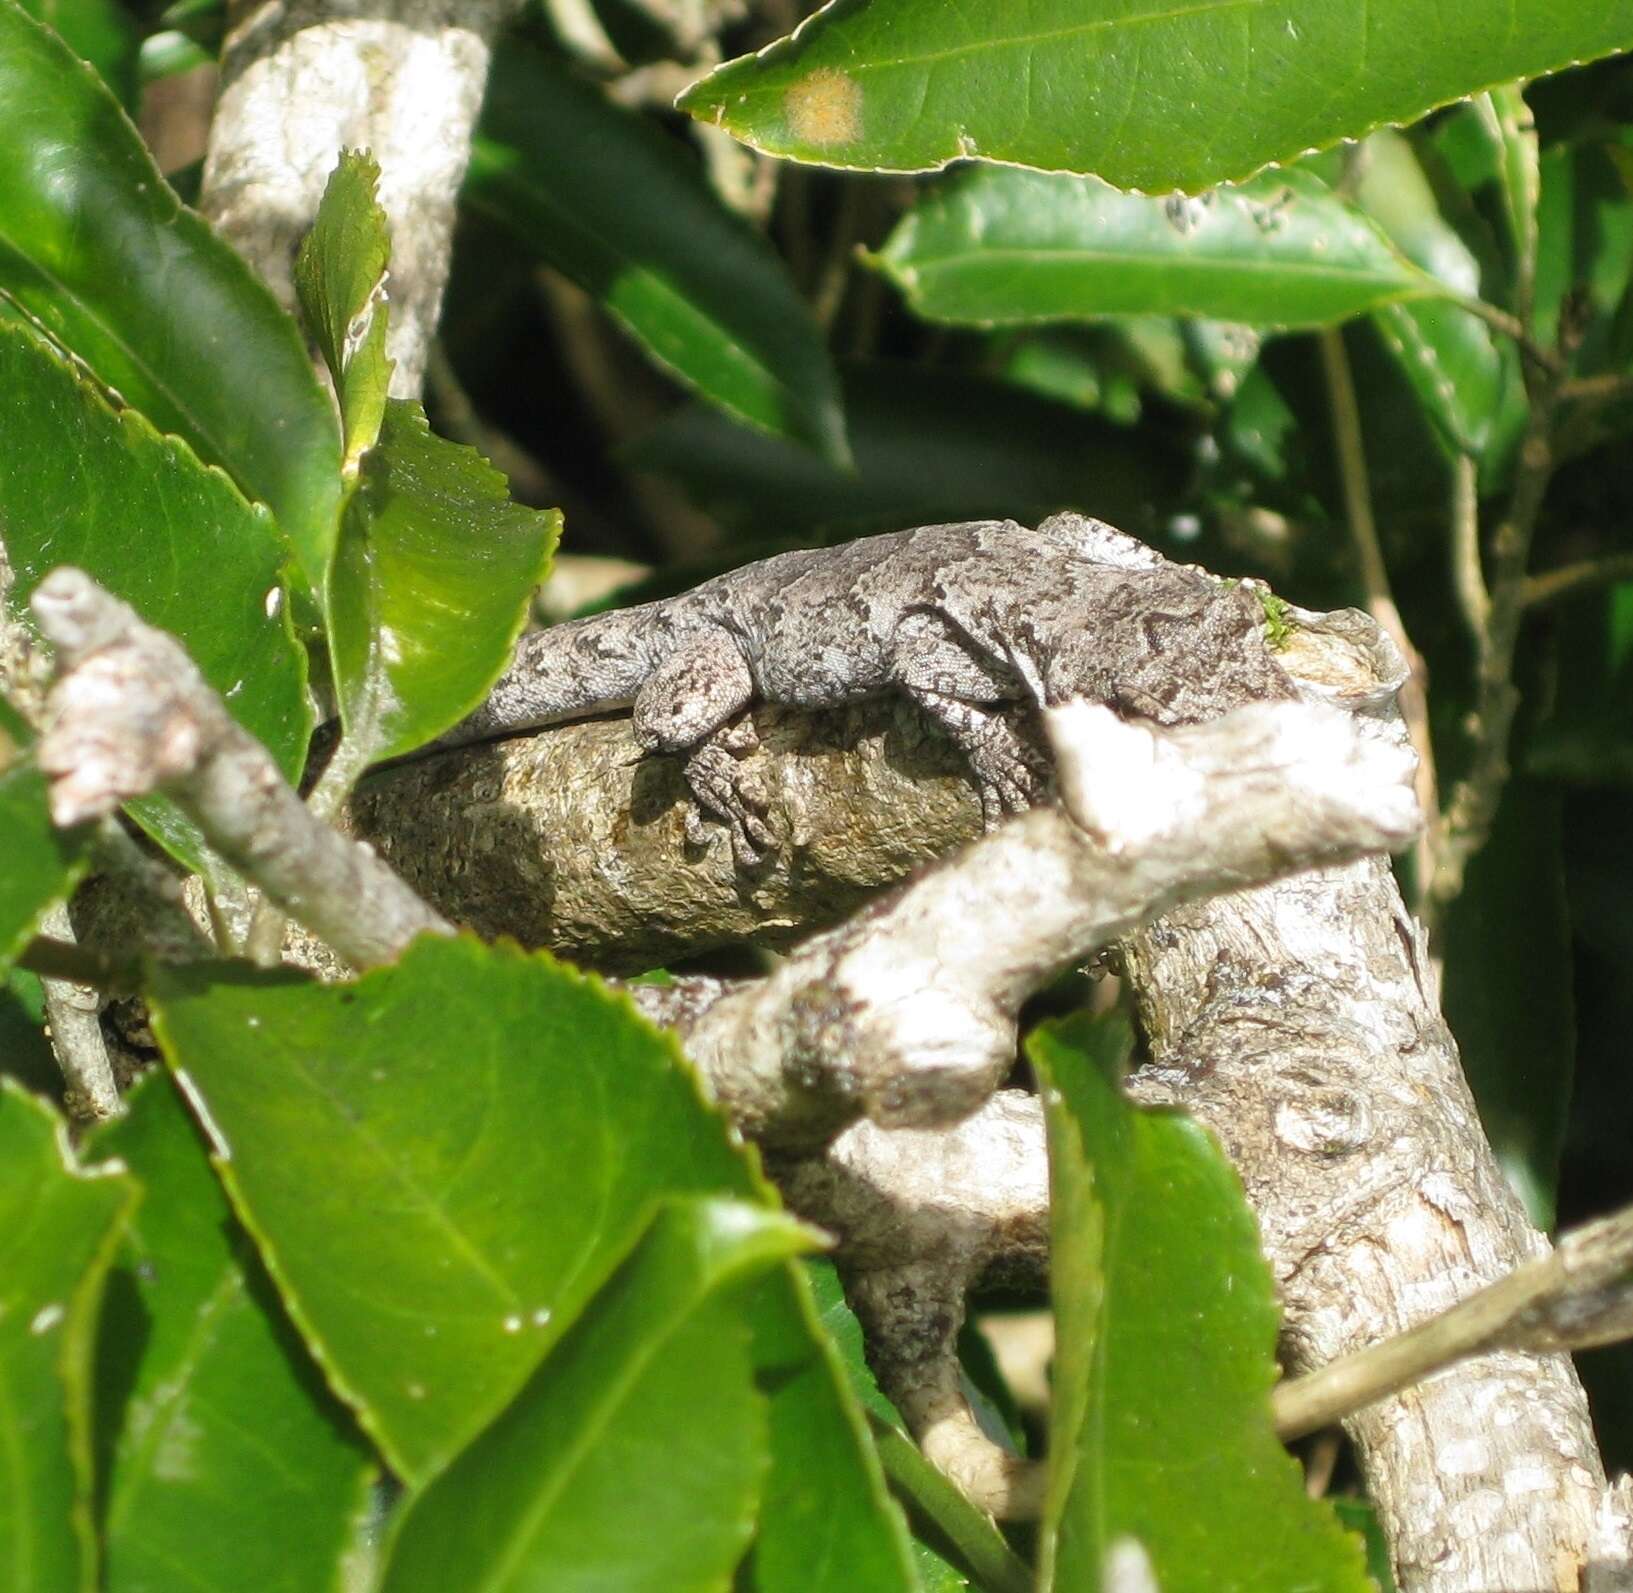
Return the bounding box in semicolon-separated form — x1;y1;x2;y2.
682;723;775;867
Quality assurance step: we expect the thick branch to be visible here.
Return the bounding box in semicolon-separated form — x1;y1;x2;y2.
644;700;1415;1149
351;696;988;973
1123;856;1620;1590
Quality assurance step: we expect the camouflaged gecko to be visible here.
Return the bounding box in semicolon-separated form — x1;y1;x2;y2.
435;512;1296;864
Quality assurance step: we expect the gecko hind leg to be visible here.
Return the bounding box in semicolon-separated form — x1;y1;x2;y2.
632;633;773;866
903;688;1049;828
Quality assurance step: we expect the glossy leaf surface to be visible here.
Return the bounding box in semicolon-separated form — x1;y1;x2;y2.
147;937;766;1485
0;323;311;786
0;0;341;592
328;400;559;764
874;167;1444;330
15;0;137;105
294;149;392;470
805;1260;1028;1593
470;47;847;465
1034;1015;1369;1592
0;1082;134;1593
1349;129;1520;461
680;0;1633;191
88;1074;373;1593
738;1266;918;1592
0;704;90;970
379;1200;808;1593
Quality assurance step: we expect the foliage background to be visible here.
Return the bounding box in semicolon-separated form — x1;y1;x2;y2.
2;0;1633;1587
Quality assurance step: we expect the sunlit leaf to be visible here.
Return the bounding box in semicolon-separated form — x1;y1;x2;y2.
0;1082;135;1592
89;1074;374;1593
680;0;1633;191
0;0;341;594
470;46;847;465
874;167;1446;330
1034;1014;1369;1592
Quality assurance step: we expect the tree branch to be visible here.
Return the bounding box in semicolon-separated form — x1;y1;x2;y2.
30;568;451;969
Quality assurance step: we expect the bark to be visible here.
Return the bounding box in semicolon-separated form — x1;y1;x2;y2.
1123;862;1629;1591
201;0;519;398
350;697;987;973
30;571;450;968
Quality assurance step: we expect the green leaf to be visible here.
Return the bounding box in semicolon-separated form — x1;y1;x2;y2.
1348;129;1523;461
1331;1499;1398;1593
294;150;393;470
738;1267;919;1593
0;706;91;971
1534;140;1633;376
0;321;311;867
146;937;769;1485
1530;581;1633;783
0;0;342;595
86;1073;374;1593
15;0;138;106
470;46;847;465
805;1260;1029;1593
1034;1014;1369;1593
626;360;1185;539
873;166;1446;330
379;1199;809;1593
1477;86;1541;316
328;400;559;765
0;969;59;1098
0;1081;136;1593
678;0;1633;191
1440;780;1574;1228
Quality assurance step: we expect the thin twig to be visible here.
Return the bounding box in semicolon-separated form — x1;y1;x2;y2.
1520;552;1633;610
1274;1202;1633;1440
1431;363;1568;912
31;570;451;969
1559;371;1633;406
869;1417;1033;1593
1318;328;1439;916
1454;295;1563;378
18;934;145;995
35;902;121;1119
811;178;864;329
1448;452;1489;640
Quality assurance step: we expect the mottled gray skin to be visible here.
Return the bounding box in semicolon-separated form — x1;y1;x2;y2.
442;512;1295;863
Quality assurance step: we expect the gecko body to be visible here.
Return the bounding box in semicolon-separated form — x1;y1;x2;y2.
438;513;1294;863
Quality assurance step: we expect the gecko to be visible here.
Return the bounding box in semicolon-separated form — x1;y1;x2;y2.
431;512;1296;865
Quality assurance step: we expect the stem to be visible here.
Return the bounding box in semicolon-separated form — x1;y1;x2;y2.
1319;327;1439;917
18;934;144;996
870;1416;1033;1593
811;178;863;329
1430;366;1566;912
1453;295;1563;378
1559;372;1633;406
1521;552;1633;610
35;903;121;1119
1448;452;1488;640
